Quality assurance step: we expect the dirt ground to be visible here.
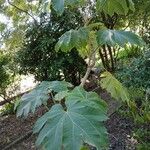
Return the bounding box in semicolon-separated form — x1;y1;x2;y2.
0;108;136;150
0;83;137;150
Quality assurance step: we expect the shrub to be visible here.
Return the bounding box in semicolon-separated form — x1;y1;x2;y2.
117;46;142;60
0;52;12;98
0;102;15;116
116;49;150;127
16;10;86;85
0;97;20;116
116;49;150;90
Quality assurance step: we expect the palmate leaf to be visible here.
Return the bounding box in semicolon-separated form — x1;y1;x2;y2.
51;0;64;15
34;87;108;150
100;71;130;103
96;29;144;47
46;80;73;93
17;81;73;117
54;90;69;101
55;27;89;53
96;0;135;16
51;0;86;15
66;86;108;115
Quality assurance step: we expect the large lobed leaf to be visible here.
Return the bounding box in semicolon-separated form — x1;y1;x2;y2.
100;71;130;103
17;81;73;117
97;29;144;47
34;86;108;150
55;27;89;53
66;86;108;115
54;90;69;101
96;0;135;16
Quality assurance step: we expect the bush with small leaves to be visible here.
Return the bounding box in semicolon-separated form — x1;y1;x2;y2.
16;10;86;86
0;52;12;98
116;50;150;90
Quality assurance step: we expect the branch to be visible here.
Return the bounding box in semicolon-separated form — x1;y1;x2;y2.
123;20;131;30
7;0;37;24
3;130;33;150
0;90;30;106
84;17;92;26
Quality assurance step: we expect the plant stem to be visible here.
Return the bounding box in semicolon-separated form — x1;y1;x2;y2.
80;47;98;87
80;66;93;87
7;0;37;24
50;92;56;104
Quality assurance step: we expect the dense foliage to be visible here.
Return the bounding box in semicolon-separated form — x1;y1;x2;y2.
16;10;86;85
127;0;150;43
116;47;150;149
116;49;150;90
0;52;12;98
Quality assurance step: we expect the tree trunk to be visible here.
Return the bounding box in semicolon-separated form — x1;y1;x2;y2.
107;45;115;71
99;48;106;68
102;45;110;70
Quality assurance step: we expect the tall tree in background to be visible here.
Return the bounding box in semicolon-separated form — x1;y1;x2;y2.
0;0;147;73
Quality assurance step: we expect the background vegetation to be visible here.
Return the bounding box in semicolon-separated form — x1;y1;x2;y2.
0;0;149;150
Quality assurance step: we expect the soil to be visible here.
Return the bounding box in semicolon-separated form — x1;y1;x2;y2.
0;109;136;150
0;82;137;150
0;107;47;150
107;113;136;150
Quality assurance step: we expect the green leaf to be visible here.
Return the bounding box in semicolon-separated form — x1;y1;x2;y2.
51;0;64;15
100;71;130;103
39;0;51;13
96;0;134;16
55;27;89;52
51;0;86;15
80;146;89;150
65;0;85;7
54;90;69;101
66;86;108;115
17;81;73;117
33;98;108;150
14;98;21;111
97;29;144;47
46;80;73;93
